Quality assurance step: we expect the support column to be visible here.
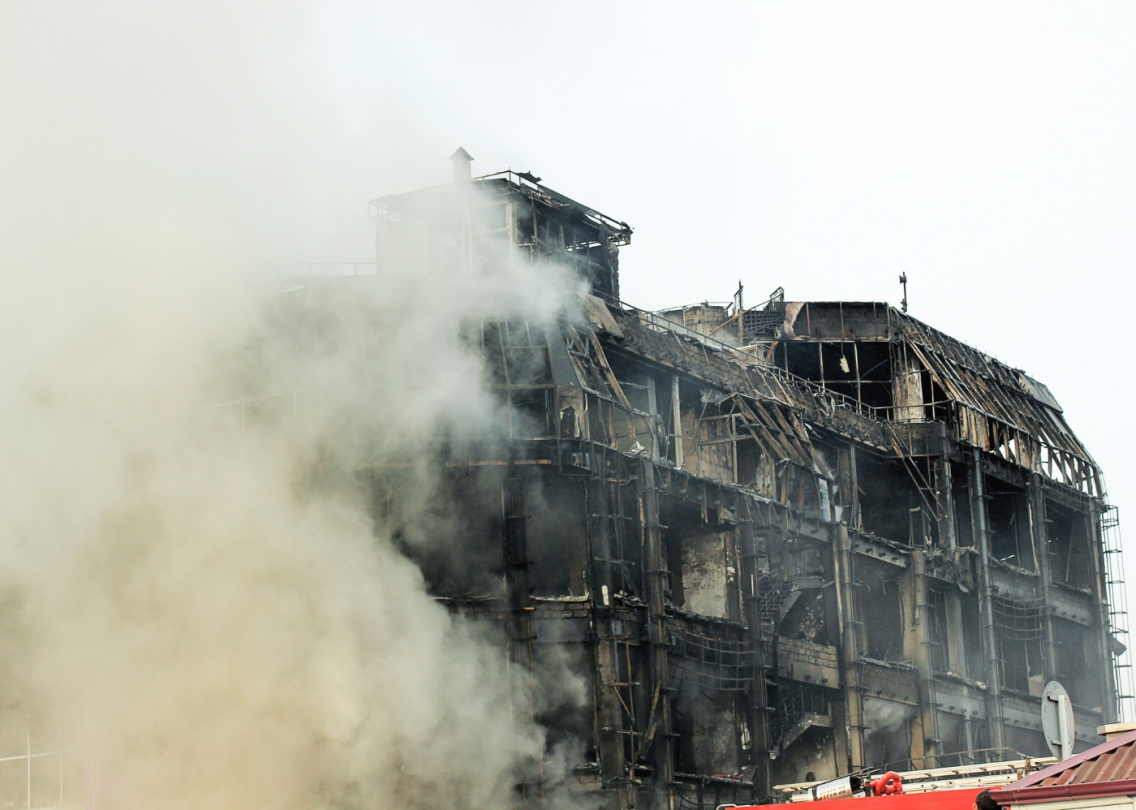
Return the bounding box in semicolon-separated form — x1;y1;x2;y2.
588;477;628;791
835;447;865;771
935;455;958;552
503;473;541;805
646;374;661;462
908;550;939;768
1028;475;1059;679
825;451;853;775
963;717;976;764
945;592;969;678
848;441;861;532
835;522;865;771
639;460;675;809
937;453;970;731
738;501;771;801
671;376;684;470
970;450;1006;752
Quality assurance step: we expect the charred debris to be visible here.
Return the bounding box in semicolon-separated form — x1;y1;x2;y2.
351;155;1128;808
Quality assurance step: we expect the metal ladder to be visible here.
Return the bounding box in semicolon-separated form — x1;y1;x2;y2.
1101;504;1135;721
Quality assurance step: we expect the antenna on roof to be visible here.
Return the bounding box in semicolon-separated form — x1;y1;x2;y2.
449;148;473;182
899;273;908;313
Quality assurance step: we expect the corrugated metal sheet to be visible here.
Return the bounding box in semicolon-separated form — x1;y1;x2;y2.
995;728;1136;804
1036;742;1136;786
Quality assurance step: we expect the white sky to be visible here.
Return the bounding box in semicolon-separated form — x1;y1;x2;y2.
6;3;1136;628
314;2;1136;610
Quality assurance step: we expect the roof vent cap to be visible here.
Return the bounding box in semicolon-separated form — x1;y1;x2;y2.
449;147;473;182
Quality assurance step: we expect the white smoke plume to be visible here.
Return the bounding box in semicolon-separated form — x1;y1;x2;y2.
861;697;916;770
862;698;913;738
0;3;587;809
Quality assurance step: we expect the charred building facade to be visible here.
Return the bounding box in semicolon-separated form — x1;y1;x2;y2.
366;158;1131;809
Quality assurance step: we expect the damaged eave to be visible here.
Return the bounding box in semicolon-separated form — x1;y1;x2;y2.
892;309;1101;494
473;171;633;245
599;304;895;452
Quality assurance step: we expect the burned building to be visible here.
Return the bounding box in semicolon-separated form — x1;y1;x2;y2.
363;153;1132;809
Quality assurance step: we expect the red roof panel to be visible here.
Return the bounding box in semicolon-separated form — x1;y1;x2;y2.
995;728;1136;804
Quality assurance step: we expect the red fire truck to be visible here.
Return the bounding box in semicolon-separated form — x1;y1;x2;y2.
729;758;1054;810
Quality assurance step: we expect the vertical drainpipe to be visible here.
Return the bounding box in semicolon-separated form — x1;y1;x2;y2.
639;460;675;808
971;449;1006;752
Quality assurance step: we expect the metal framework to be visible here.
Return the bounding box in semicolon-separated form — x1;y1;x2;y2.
262;165;1132;810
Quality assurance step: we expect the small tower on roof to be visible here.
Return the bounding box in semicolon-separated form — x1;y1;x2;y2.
449;147;473;182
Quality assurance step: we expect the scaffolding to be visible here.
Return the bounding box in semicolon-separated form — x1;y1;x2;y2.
1102;505;1135;721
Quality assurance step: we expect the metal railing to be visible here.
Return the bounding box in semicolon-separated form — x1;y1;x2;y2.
0;733;71;809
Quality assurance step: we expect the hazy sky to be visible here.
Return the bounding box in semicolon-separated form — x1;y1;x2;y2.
327;2;1136;602
6;3;1136;622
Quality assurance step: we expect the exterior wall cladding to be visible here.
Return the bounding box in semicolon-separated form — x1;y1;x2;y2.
369;171;1127;809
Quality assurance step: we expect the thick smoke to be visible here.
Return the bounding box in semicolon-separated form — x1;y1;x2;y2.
0;206;583;810
0;3;586;809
